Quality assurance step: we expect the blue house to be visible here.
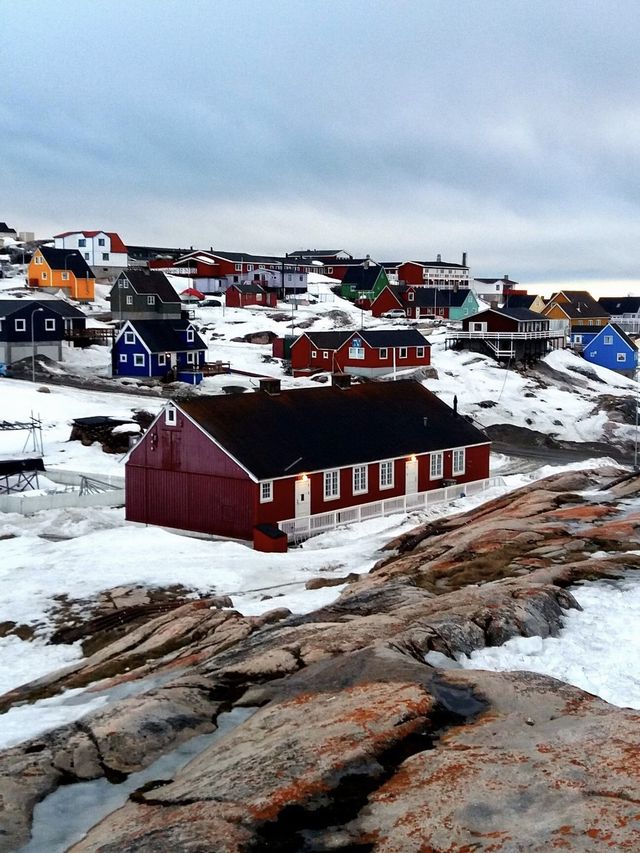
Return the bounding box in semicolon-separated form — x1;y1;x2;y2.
581;323;638;376
113;319;207;384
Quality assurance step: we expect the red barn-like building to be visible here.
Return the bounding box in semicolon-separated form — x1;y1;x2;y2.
289;329;431;377
225;283;278;308
125;379;491;549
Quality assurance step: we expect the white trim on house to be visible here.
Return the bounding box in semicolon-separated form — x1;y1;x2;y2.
430;451;443;479
379;459;394;489
352;464;368;495
323;469;340;500
260;480;273;503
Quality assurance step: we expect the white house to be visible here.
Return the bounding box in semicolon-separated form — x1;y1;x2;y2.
53;231;129;282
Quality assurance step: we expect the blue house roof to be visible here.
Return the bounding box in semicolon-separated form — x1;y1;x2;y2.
118;319;206;353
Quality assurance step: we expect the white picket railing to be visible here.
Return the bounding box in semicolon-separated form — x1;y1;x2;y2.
278;476;505;542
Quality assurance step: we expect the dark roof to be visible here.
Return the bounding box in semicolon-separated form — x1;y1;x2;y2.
410;288;472;307
492;306;547;321
548;292;609;319
302;329;430;351
31;299;86;319
288;249;352;259
341;265;385;289
124;320;206;353
475;277;518;285
0;300;33;317
176;380;487;480
405;260;468;269
0;299;78;319
598;297;640;314
228;283;265;294
38;246;94;278
118;269;180;303
0;223;16;234
501;294;535;309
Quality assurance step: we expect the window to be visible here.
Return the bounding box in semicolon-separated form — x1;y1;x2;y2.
452;448;465;476
430;452;443;479
416;347;425;358
126;295;133;305
98;238;105;246
324;469;340;499
379;348;388;359
574;335;582;344
187;352;195;364
34;255;42;265
323;351;329;359
134;354;145;366
408;291;415;301
617;353;627;362
120;280;128;288
157;354;167;366
41;271;48;279
256;293;262;301
260;481;273;503
247;264;253;271
84;253;90;260
311;349;317;358
187;329;195;342
327;267;333;274
603;335;613;345
399;347;408;359
102;253;109;261
124;331;135;344
78;239;86;247
45;318;55;331
147;295;155;305
119;354;127;363
165;406;177;426
62;272;69;281
378;460;393;489
235;263;242;271
348;346;365;359
352;465;368;494
15;319;26;331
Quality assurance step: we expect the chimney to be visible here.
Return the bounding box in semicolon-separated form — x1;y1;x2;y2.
462;252;467;267
332;373;352;389
363;254;370;269
503;274;509;282
259;378;281;395
436;253;441;263
453;394;458;416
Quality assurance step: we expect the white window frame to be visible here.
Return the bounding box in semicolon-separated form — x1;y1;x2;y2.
311;349;317;358
352;465;368;495
84;253;90;260
247;264;253;271
126;295;133;305
41;271;48;279
98;238;105;246
165;406;177;426
62;271;69;281
34;255;42;264
78;238;86;247
187;351;196;364
617;352;627;362
186;329;195;343
603;335;613;345
408;291;415;301
323;351;329;360
399;347;408;359
416;347;425;358
119;354;127;363
260;481;273;503
15;319;26;332
574;335;582;344
134;354;145;367
452;448;465;476
379;348;388;359
124;331;135;344
348;346;365;359
45;318;55;331
379;460;394;489
430;451;443;479
235;263;242;271
157;354;167;366
120;280;129;288
323;469;340;500
147;295;155;305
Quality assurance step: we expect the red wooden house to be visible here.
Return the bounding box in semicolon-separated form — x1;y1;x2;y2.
289;329;431;377
397;255;469;288
225;283;278;308
371;285;405;317
125;378;491;550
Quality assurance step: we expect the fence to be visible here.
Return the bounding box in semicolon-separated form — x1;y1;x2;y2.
278;476;505;542
0;468;125;514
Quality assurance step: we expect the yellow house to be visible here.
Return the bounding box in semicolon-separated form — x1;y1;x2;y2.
28;246;95;302
542;290;610;330
529;294;547;313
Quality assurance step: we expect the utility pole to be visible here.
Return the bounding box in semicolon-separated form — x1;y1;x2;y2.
31;307;44;383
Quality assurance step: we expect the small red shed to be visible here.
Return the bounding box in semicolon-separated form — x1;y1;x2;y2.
225;283;277;309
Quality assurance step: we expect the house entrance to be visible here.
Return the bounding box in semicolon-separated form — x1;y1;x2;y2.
405;458;418;494
295;478;310;518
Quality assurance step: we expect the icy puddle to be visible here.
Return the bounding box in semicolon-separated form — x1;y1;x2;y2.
457;577;640;710
21;707;254;853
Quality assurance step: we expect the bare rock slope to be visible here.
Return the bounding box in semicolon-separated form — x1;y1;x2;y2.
2;467;640;851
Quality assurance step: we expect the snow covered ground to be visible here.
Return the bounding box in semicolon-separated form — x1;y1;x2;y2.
457;576;640;710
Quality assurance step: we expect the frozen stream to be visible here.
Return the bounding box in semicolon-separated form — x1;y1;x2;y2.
21;707;254;853
457;577;640;710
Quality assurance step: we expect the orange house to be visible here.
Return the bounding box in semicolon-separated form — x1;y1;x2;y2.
542;290;609;330
28;246;95;302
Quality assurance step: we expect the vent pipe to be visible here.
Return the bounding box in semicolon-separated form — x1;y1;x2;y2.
453;394;458;416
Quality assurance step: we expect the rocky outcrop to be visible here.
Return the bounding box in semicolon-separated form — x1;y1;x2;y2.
2;467;640;851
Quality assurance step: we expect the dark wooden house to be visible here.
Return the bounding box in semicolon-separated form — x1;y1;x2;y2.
446;307;565;363
109;270;183;322
125;378;492;550
0;299;70;365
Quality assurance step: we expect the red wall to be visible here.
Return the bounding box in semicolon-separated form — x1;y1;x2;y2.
398;263;426;285
462;312;519;333
290;334;430;374
371;287;403;317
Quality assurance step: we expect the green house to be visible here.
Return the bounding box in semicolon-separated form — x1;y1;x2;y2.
338;265;389;303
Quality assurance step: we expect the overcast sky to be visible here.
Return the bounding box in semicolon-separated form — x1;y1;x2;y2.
2;0;640;285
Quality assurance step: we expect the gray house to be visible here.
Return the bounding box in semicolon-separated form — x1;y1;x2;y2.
109;270;183;322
